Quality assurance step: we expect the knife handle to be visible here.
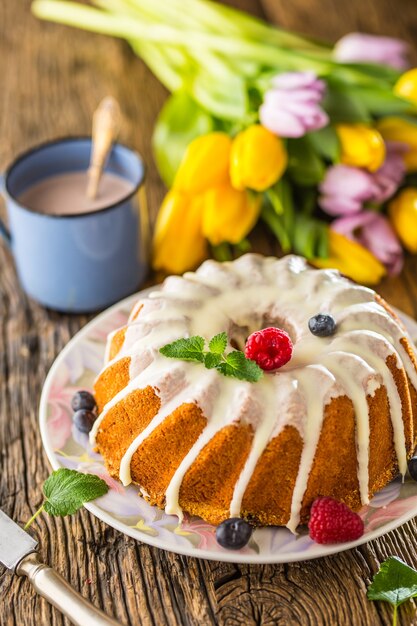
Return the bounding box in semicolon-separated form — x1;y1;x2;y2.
17;553;121;626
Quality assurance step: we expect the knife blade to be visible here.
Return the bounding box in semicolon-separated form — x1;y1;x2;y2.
0;508;121;626
0;509;38;570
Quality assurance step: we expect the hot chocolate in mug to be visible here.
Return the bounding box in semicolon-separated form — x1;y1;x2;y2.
0;137;148;312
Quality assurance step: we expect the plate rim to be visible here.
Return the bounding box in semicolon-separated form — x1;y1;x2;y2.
39;289;417;564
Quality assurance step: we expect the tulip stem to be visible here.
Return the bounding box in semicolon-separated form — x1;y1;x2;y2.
212;243;233;262
261;204;292;253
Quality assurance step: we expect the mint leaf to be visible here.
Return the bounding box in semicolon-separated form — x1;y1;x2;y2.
209;332;227;354
159;332;263;383
216;351;263;382
160;336;205;362
25;468;109;529
204;352;222;369
367;557;417;608
42;469;109;516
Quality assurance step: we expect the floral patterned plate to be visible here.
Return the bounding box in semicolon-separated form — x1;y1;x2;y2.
39;288;417;564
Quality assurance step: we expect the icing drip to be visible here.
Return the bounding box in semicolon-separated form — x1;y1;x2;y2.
119;365;219;486
164;378;254;518
229;380;276;517
92;254;417;531
319;353;374;509
287;366;338;533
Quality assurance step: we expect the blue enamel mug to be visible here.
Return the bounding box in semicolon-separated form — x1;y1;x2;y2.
0;137;148;312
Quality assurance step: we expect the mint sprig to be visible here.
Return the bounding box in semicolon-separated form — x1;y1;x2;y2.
159;335;205;362
25;468;109;529
160;332;263;382
367;557;417;626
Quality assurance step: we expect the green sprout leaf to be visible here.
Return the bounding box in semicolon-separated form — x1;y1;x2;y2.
216;351;263;382
160;332;263;382
204;352;223;369
152;91;215;187
43;469;109;516
25;469;108;529
209;332;228;354
367;557;417;626
159;336;205;362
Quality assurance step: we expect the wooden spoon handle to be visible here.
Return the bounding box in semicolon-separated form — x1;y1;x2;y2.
87;96;121;199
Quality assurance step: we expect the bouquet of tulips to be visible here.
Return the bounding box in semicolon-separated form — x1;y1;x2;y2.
33;0;417;284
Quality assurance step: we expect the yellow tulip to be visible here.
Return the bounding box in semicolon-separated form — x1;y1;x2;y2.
202;184;261;245
377;117;417;172
312;231;386;285
388;188;417;253
336;124;386;172
152;190;208;274
394;68;417;105
230;125;287;191
173;132;232;194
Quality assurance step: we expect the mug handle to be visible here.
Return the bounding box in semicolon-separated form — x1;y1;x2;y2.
0;173;11;246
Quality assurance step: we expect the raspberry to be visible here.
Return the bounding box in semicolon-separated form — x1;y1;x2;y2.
244;327;293;371
308;497;364;544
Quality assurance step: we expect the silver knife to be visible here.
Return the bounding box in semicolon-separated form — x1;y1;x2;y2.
0;509;121;626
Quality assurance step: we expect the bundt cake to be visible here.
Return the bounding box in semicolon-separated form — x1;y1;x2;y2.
91;254;417;532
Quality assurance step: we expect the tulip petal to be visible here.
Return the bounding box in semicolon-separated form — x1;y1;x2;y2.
312;230;386;285
260;71;328;139
202;185;261;245
153;190;208;274
378;117;417;172
230;125;287;191
336;124;386;172
319;165;378;216
173;132;232;194
332;211;403;276
389;187;417;253
260;105;307;138
334;33;409;70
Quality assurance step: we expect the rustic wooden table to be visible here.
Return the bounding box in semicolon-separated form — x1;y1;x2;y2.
1;1;417;625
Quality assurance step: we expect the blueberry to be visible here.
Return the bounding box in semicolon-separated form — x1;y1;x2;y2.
408;456;417;481
215;518;252;550
71;390;96;412
308;314;336;337
73;409;97;434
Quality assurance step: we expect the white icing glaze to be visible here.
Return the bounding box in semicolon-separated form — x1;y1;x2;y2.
91;254;417;532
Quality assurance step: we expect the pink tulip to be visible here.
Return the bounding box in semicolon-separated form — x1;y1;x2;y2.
259;71;329;138
319;165;379;216
332;211;404;275
334;33;409;70
372;141;407;202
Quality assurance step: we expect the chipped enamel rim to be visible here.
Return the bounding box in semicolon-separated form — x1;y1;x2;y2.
39;286;417;564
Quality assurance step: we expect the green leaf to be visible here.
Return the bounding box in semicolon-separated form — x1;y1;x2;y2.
350;86;417;117
152;91;214;187
209;332;228;354
266;186;284;215
367;557;417;609
308;126;340;162
287;137;325;186
323;82;371;123
160;336;205;362
211;242;233;262
204;352;222;369
216;351;263;382
293;215;317;259
189;67;248;121
160;332;263;383
293;215;327;260
42;469;108;517
261;203;291;253
233;238;251;255
316;222;329;259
